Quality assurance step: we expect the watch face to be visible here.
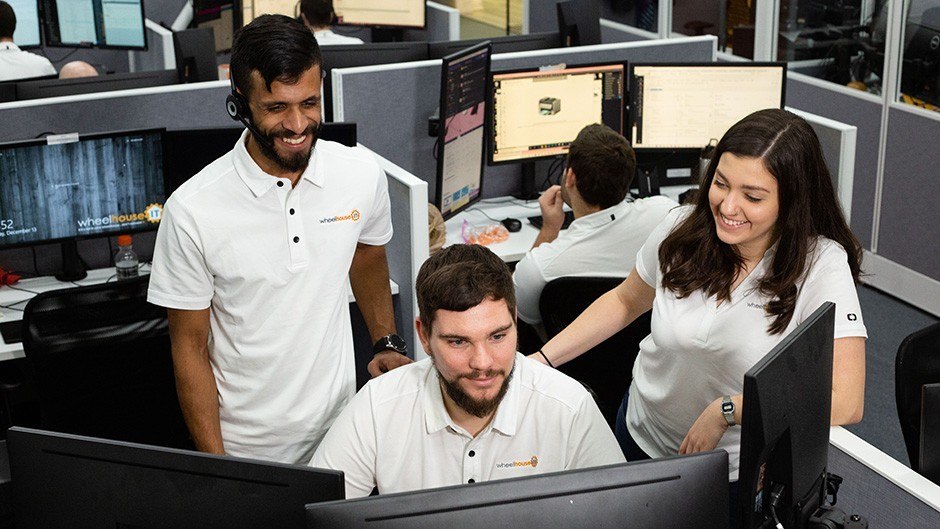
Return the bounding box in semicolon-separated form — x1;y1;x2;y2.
387;334;407;351
722;401;734;414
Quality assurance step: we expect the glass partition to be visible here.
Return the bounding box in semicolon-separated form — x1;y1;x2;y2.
898;0;940;111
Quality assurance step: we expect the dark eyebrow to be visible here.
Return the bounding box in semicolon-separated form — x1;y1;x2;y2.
437;322;514;341
714;169;771;194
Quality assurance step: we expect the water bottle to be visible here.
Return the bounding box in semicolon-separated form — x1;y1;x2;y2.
114;234;139;281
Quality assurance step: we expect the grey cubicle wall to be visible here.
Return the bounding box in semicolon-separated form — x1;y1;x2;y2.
333;36;717;202
786;73;882;250
877;106;940;280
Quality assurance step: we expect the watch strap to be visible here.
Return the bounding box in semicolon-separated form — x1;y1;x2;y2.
721;395;736;427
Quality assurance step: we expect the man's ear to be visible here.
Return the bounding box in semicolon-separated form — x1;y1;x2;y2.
564;167;577;189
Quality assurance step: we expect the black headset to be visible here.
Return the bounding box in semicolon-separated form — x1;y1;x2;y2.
225;73;273;148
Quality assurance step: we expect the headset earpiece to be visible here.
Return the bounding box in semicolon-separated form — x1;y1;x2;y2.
226;75;249;122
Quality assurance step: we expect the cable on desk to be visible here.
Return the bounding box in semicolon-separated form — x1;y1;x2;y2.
0;299;29;311
3;285;40;295
463;207;500;223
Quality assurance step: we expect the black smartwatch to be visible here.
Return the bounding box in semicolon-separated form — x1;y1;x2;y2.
372;334;408;356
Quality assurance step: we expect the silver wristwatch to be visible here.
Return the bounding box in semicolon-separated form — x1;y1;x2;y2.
721;395;736;427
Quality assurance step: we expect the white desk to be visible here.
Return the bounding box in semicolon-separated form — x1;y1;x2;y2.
0;269;398;362
444;187;693;263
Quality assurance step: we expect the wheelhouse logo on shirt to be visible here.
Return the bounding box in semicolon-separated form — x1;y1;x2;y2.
495;455;539;469
320;209;361;224
75;203;163;231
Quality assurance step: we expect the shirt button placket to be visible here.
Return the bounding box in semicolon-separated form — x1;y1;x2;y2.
464;443;480;484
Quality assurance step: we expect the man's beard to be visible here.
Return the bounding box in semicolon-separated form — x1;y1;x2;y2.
250;121;321;173
437;362;514;419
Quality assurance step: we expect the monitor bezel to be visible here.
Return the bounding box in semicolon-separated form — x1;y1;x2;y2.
0;127;168;252
41;0;149;51
627;61;788;152
435;41;492;221
334;0;427;30
486;60;629;167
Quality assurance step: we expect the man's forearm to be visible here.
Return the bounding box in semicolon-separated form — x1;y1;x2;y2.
173;346;225;454
349;244;397;341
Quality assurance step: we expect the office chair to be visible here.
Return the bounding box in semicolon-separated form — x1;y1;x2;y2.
895;321;940;472
539;277;652;427
21;276;193;449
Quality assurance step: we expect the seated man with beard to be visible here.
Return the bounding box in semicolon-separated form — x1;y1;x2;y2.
310;244;624;498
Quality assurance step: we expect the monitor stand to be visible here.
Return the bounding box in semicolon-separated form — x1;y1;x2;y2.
371;28;405;42
56;240;87;282
514;162;539;201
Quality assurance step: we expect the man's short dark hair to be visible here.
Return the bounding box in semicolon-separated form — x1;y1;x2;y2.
566;124;636;209
300;0;333;27
0;1;16;40
417;244;516;331
230;14;322;98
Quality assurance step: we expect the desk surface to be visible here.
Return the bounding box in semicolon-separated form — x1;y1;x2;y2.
0;269;398;362
444;188;691;263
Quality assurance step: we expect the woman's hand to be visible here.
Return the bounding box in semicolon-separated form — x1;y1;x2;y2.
679;397;730;454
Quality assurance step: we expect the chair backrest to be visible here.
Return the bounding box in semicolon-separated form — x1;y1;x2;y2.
22;276;192;450
921;383;940;485
895;321;940;471
539;277;652;426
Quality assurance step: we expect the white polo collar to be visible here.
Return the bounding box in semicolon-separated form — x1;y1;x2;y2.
0;42;21;52
423;353;521;438
570;198;634;230
232;129;325;197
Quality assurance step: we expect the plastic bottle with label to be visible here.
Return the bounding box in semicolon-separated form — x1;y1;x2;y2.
114;234;139;281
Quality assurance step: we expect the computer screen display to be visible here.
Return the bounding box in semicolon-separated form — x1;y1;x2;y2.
306;451;729;528
242;0;296;25
436;42;491;220
333;0;426;29
41;0;147;49
739;302;835;528
629;62;786;150
7;0;41;48
193;0;238;52
489;61;626;164
0;129;165;250
7;427;345;529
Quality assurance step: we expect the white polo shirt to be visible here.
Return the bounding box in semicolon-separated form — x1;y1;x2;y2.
625;206;867;480
513;196;676;324
0;42;56;82
310;353;625;498
148;131;393;464
313;29;364;45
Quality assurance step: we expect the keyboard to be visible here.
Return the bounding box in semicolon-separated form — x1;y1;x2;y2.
0;320;23;344
528;210;575;230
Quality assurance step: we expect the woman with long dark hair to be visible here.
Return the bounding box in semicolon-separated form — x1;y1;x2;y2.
532;109;866;478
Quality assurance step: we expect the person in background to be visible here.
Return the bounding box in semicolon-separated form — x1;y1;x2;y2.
0;1;56;82
299;0;363;45
58;60;98;79
311;244;624;498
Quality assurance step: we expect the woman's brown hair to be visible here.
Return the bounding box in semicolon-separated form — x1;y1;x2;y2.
658;109;862;334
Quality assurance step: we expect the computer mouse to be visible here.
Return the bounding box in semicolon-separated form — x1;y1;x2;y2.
501;217;522;233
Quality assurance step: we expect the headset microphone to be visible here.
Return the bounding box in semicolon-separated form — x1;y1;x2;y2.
225;74;276;150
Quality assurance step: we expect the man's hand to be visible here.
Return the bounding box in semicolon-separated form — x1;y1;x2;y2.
679;397;729;455
532;185;564;248
367;350;413;377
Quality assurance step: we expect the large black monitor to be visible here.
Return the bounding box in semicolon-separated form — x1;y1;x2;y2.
15;69;179;100
901;5;940;106
0;128;166;280
320;41;429;121
7;427;344;529
41;0;147;49
488;61;626;198
435;42;491;220
333;0;426;30
628;62;786;190
738;302;836;528
7;0;42;48
557;0;602;47
427;32;562;60
306;451;729;528
192;0;239;52
174;26;218;83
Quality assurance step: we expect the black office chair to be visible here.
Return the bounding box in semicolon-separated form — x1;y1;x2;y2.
895;321;940;472
539;277;652;427
21;275;192;449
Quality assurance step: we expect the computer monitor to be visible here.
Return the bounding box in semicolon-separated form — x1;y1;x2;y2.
15;69;179;100
435;42;491;220
427;32;562;60
628;62;786;191
192;0;239;52
738;302;836;529
901;5;940;106
174;26;218;83
305;451;729;528
242;0;298;25
41;0;147;49
333;0;426;30
320;41;429;121
7;427;345;529
7;0;41;48
557;0;602;47
0;128;166;280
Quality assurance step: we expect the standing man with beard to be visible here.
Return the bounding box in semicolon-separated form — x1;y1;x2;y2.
148;14;411;465
310;244;624;498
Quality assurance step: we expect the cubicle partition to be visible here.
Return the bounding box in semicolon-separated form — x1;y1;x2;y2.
332;36;717;201
788;107;857;224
